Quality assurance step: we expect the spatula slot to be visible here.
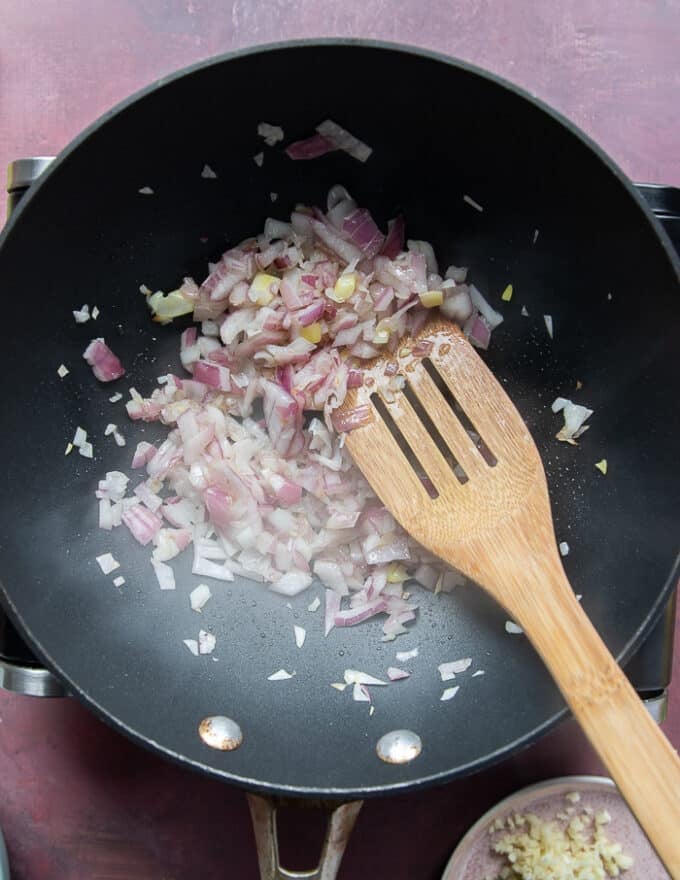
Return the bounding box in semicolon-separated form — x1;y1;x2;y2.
401;379;469;484
422;357;498;467
369;393;439;499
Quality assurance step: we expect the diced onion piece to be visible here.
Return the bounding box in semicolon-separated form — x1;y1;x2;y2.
82;338;125;382
552;397;593;443
183;639;199;656
151;559;176;590
505;620;523;634
463;194;483;212
344;669;387;686
73;304;90;323
109;392;122;403
198;629;216;654
472;670;485;677
396;647;419;662
559;541;570;557
330;682;347;691
65;443;73;456
352;683;371;702
79;442;94;459
286;133;335;161
201;164;217;179
257;122;284;146
595;459;608;475
387;667;410;681
190;583;212;611
316;119;372;163
440;685;460;701
268;669;295;681
469;285;503;330
139;186;154;195
270;572;313;596
308;596;321;612
113;576;125;587
521;305;529;317
419;290;443;308
73;426;88;447
438;658;472;681
57;364;69;378
294;625;306;648
544;314;554;339
501;284;513;302
253;152;264;167
96;553;120;574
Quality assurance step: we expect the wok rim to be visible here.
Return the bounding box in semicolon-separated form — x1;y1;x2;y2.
1;37;678;799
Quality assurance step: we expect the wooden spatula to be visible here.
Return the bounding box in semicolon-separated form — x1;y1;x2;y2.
337;318;680;877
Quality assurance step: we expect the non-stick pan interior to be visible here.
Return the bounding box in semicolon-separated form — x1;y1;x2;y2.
0;42;678;797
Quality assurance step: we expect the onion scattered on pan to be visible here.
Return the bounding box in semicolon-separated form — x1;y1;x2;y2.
96;185;505;644
268;669;295;681
96;553;120;574
396;647;419;662
552;397;593;444
438;658;472;681
83;338;125;383
190;583;212;611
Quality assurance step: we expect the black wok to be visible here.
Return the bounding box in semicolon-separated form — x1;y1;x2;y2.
0;40;678;801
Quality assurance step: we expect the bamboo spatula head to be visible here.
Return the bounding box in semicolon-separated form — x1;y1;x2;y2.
337;319;680;878
336;318;558;600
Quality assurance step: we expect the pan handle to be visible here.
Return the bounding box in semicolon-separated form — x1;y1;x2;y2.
247;794;362;880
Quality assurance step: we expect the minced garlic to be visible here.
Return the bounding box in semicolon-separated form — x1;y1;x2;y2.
487;796;633;879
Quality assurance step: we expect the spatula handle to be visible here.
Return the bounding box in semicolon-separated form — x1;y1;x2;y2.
514;577;680;878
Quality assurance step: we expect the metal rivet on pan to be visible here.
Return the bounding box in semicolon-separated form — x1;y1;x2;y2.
198;716;243;751
376;729;422;764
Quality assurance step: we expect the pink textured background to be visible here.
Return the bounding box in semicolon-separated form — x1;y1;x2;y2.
1;3;678;878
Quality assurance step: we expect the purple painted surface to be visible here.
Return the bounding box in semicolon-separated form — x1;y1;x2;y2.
1;3;679;878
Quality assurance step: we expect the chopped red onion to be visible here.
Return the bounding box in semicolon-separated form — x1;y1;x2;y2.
96;553;120;575
95;184;497;650
122;505;162;545
190;583;212;611
325;590;341;637
343;209;385;259
387;667;410;681
316;120;372;163
352;683;371;702
83;338;125;382
294;625;306;648
343;669;387;686
380;216;405;259
464;312;492;350
151;558;176;590
268;669;295;681
286;133;336;160
396;647;419;662
438;658;472;681
440;685;460;701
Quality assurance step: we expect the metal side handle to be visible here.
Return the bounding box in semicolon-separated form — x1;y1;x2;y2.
0;660;65;697
247;794;362;880
1;155;64;698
